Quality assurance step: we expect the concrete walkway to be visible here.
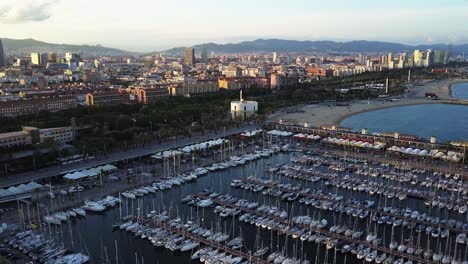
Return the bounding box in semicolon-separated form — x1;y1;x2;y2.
0;125;258;189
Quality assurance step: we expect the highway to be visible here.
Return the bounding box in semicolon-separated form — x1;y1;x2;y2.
0;125;258;189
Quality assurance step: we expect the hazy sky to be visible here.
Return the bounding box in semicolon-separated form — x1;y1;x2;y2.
0;0;467;51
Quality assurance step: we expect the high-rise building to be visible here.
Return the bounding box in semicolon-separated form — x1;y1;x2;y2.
397;59;405;69
447;43;453;60
356;54;364;64
31;52;49;65
185;47;195;65
47;52;57;63
387;53;393;64
380;55;388;66
400;53;407;63
0;39;5;67
433;50;445;64
31;53;41;65
424;50;434;66
64;52;81;66
272;52;278;63
40;53;49;65
201;48;208;63
413;50;423;67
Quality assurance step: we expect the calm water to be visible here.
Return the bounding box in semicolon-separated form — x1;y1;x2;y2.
43;151;467;264
452;82;468;99
340;104;468;142
48;154;296;264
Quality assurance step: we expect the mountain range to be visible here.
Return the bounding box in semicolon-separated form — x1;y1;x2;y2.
163;39;468;55
1;38;131;56
1;38;468;56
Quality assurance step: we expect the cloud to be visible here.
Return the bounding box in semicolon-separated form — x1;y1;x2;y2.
0;0;57;24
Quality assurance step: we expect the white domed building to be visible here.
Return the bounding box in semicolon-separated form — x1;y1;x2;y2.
231;90;258;119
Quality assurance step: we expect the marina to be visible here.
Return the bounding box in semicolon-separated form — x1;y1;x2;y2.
2;2;468;263
1;126;467;263
188;191;438;264
119;213;268;264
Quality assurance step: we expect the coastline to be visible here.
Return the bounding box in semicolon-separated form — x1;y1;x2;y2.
334;100;444;126
448;79;468;97
268;78;468;128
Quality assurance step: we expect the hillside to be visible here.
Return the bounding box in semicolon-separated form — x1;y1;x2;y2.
162;39;467;55
1;38;132;56
2;38;466;57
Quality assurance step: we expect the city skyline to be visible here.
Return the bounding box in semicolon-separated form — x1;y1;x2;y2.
1;2;468;264
0;39;5;66
0;0;467;51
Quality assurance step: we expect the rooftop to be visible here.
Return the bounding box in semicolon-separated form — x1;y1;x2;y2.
0;131;27;139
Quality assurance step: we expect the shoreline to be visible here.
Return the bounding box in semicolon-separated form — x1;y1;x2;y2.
334;98;468;126
336;77;468;124
334;100;445;126
448;79;468;98
269;78;468;128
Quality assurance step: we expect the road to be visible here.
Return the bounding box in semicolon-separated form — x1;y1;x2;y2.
0;125;258;189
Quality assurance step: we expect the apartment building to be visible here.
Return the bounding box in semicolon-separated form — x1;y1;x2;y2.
0;96;78;117
0;126;74;149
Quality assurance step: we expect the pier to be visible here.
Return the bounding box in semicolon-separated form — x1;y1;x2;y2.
264;122;465;153
130;216;268;264
194;193;439;264
254;161;466;207
239;177;466;235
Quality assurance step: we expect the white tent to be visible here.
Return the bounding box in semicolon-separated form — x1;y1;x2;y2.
102;164;117;172
241;129;263;137
267;130;294;137
0;189;13;197
0;182;44;198
419;150;428;156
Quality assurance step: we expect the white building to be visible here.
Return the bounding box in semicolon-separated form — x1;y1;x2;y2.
230;90;258;119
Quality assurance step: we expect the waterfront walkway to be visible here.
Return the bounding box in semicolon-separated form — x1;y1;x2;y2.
0;125;258;189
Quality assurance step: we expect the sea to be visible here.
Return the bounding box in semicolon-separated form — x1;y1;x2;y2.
452;82;468;100
340;103;468;142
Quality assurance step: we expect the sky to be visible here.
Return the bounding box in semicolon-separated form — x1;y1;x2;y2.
0;0;467;51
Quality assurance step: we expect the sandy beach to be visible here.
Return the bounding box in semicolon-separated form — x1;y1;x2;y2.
268;78;468;127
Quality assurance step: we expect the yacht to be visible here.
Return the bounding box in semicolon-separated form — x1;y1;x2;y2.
44;215;62;225
253;247;269;257
83;201;106;212
191;247;212;260
72;208;86;216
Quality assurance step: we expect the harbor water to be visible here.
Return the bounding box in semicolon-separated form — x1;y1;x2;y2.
39;148;468;264
46;154;293;264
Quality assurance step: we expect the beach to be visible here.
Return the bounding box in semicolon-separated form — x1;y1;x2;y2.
268;78;468;127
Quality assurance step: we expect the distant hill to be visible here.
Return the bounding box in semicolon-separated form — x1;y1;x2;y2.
162;39;468;55
1;38;132;56
2;37;467;57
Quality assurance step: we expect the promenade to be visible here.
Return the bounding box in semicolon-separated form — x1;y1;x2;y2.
0;125;258;189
